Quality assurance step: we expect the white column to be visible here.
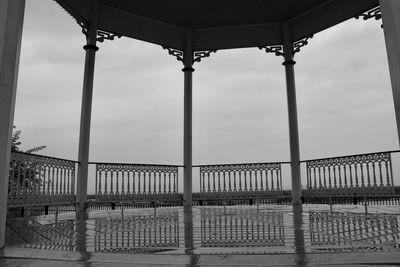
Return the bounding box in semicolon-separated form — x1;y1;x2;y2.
77;1;99;213
380;0;400;148
0;0;25;248
282;22;302;211
183;32;193;207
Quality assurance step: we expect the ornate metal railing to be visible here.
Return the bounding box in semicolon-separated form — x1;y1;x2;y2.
198;162;284;199
94;163;180;202
304;152;395;196
8;152;76;207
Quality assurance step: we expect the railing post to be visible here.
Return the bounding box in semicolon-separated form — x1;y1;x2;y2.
77;0;99;215
183;32;194;207
0;0;25;248
282;21;302;214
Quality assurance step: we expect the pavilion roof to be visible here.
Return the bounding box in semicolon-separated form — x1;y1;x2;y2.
55;0;379;51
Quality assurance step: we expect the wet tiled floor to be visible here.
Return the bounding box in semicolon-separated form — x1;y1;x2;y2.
2;205;400;266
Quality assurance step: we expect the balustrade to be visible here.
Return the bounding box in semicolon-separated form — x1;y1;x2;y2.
199;163;283;199
7;151;397;208
8;152;76;207
95;163;179;202
305;152;395;196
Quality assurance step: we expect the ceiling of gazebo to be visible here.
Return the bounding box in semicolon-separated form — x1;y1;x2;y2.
56;0;379;51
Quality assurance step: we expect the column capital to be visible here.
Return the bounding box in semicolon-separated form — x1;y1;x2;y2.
75;1;121;46
282;60;296;66
83;44;99;51
259;21;312;60
182;67;195;72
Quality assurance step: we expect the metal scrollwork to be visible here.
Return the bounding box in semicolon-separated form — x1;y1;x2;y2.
8;152;76;208
76;19;122;43
193;50;217;63
355;6;382;21
258;45;284;57
199;162;283;199
293;35;313;54
76;19;88;36
95;163;179;202
304;152;395;196
162;46;184;62
96;30;122;43
355;6;382;28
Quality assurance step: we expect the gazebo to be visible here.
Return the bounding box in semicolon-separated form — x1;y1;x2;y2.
1;0;399;249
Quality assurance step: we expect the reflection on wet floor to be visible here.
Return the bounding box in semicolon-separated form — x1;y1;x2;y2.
200;209;284;247
309;212;400;252
95;213;180;253
5;206;400;255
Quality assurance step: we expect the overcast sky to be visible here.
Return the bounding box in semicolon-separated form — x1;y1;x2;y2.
14;0;399;191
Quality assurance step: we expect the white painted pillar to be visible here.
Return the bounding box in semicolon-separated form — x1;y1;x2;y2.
77;1;99;213
380;0;400;149
0;0;25;248
282;22;302;211
183;32;194;207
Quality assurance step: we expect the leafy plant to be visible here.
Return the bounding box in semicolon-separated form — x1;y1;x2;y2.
9;126;47;195
11;126;46;153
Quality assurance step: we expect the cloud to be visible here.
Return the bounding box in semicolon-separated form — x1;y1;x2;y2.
13;1;399;192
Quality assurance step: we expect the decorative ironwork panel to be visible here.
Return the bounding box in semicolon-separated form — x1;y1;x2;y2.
258;45;284;57
193;50;217;63
200;209;284;247
305;152;395;196
162;46;184;62
96;30;122;43
95;163;179;202
76;19;122;43
355;6;382;28
8;152;76;208
355;6;382;21
293;36;313;54
199;163;283;199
